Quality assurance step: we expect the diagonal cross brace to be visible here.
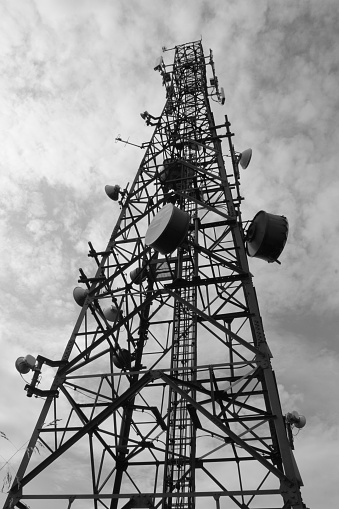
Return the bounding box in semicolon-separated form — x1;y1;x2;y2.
9;370;159;495
62;289;162;374
158;372;289;484
164;289;264;358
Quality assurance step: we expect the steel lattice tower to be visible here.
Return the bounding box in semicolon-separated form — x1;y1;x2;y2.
4;41;308;509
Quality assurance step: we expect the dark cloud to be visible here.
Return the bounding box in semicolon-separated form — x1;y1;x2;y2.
1;1;338;507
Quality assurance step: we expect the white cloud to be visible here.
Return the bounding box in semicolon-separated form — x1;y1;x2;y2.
1;1;338;508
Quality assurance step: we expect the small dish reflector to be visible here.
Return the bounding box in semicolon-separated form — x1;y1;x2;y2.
73;287;89;307
145;204;190;255
112;349;131;369
294;415;306;429
105;185;120;201
103;305;120;322
291;410;306;429
239;148;252;169
15;355;36;374
130;267;147;285
287;410;306;429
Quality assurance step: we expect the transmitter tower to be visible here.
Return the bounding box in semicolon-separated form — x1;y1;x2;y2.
4;41;307;509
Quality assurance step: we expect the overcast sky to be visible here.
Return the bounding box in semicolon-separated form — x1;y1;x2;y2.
0;0;338;507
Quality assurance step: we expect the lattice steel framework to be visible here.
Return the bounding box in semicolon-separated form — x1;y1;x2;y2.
4;41;307;509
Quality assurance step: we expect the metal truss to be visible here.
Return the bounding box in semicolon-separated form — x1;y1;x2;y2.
4;41;307;509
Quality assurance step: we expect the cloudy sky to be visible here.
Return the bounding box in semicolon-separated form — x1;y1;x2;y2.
0;0;338;507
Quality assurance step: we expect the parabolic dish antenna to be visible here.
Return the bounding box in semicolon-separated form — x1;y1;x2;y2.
145;203;190;255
